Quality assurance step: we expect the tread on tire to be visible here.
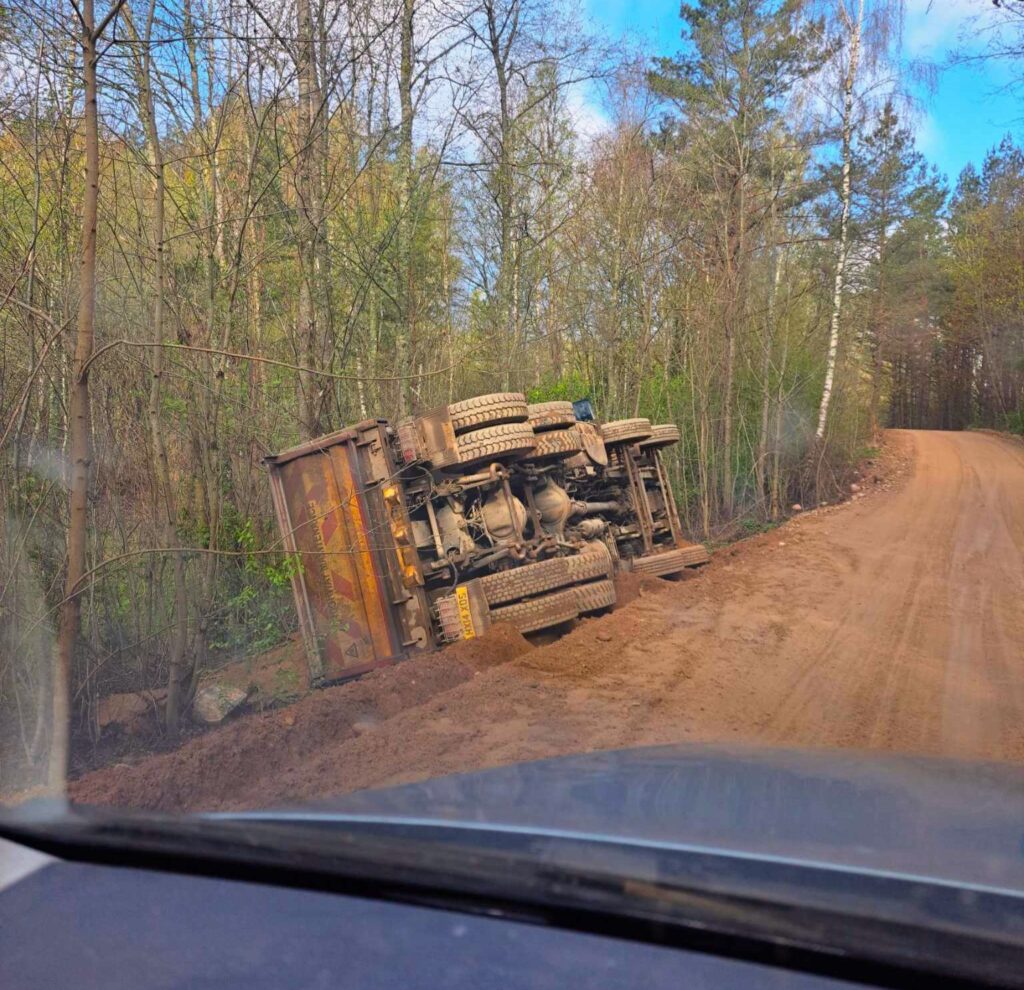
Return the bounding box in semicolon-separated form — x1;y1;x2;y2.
575;578;617;614
447;392;529;434
527;401;577;432
479;542;612;606
640;423;681;448
451;422;536;467
630;544;710;576
601;418;653;445
488;586;580;633
528;425;583;462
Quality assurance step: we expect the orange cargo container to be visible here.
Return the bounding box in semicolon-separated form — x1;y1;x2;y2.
264;421;434;685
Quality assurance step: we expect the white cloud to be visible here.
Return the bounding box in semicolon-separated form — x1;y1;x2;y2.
904;0;975;56
902;0;1015;60
567;84;612;143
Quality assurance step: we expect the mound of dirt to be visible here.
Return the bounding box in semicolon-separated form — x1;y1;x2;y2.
613;570;672;606
69;623;531;812
201;638;309;712
70;576;687;814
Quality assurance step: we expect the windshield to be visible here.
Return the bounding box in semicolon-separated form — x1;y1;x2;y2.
2;0;1023;876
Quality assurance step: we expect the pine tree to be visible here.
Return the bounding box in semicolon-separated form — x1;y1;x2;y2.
855;100;947;428
649;0;824;515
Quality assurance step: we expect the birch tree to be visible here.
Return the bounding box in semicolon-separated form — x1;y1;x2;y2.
815;0;864;440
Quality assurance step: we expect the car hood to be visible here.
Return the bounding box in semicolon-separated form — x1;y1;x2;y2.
267;744;1024;893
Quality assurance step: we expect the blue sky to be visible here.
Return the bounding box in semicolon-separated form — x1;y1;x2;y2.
582;0;1022;186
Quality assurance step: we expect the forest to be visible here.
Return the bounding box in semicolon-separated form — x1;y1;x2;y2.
1;0;1022;788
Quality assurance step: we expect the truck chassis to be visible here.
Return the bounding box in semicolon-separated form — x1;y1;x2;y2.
265;395;707;685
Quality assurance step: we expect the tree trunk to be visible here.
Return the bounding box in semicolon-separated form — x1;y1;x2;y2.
395;0;415;413
816;0;864;440
771;277;793;519
129;0;190;732
295;0;320;438
485;1;516;373
757;242;783;513
51;0;102;791
182;2;224;689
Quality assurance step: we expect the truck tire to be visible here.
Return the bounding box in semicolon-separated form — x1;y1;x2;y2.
453;422;537;467
639;423;681;449
480;557;571;606
479;542;612;606
601;418;653;445
527;401;576;432
631;544;710;577
528;425;583;462
488;586;579;633
567;540;613;581
448;392;528;434
576;578;616;614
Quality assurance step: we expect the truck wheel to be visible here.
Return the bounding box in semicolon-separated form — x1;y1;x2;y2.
527;425;583;462
480;556;572;606
488;586;579;633
448;392;528;434
630;544;710;577
600;418;653;445
479;556;569;601
453;422;536;467
567;540;613;582
639;423;681;449
527;401;576;432
575;578;617;614
479;542;612;606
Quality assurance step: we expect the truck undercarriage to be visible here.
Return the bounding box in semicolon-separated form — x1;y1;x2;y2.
265;394;708;685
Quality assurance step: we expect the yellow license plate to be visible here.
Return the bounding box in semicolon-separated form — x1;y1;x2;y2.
455;585;476;640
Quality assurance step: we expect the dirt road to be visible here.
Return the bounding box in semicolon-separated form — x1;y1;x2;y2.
72;429;1024;811
665;428;1024;760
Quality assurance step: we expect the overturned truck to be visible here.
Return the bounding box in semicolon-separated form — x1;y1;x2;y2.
265;394;708;685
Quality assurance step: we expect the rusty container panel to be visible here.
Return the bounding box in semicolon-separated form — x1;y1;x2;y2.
266;424;403;684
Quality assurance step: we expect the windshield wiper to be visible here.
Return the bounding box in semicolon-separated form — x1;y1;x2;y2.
2;802;1023;990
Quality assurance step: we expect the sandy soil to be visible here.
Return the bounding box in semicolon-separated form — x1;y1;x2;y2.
71;429;1024;811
